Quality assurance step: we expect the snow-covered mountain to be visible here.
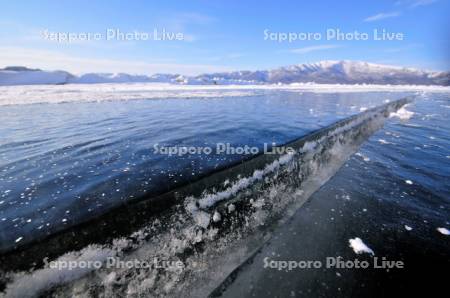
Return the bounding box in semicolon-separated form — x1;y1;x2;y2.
1;61;449;86
194;61;449;86
0;67;74;86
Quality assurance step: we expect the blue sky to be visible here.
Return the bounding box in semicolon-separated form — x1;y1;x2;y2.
0;0;448;74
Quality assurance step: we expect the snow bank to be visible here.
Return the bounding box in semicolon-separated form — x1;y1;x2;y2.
70;73;151;84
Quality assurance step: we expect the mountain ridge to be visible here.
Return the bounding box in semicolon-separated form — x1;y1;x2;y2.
0;60;448;86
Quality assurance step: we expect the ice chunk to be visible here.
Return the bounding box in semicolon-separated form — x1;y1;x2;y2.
194;211;211;229
437;227;450;235
378;139;390;144
228;204;236;213
349;237;374;255
212;211;222;223
390;106;414;120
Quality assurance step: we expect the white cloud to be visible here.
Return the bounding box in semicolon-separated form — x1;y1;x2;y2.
410;0;437;8
364;12;401;22
0;47;233;75
393;0;438;8
288;45;342;54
